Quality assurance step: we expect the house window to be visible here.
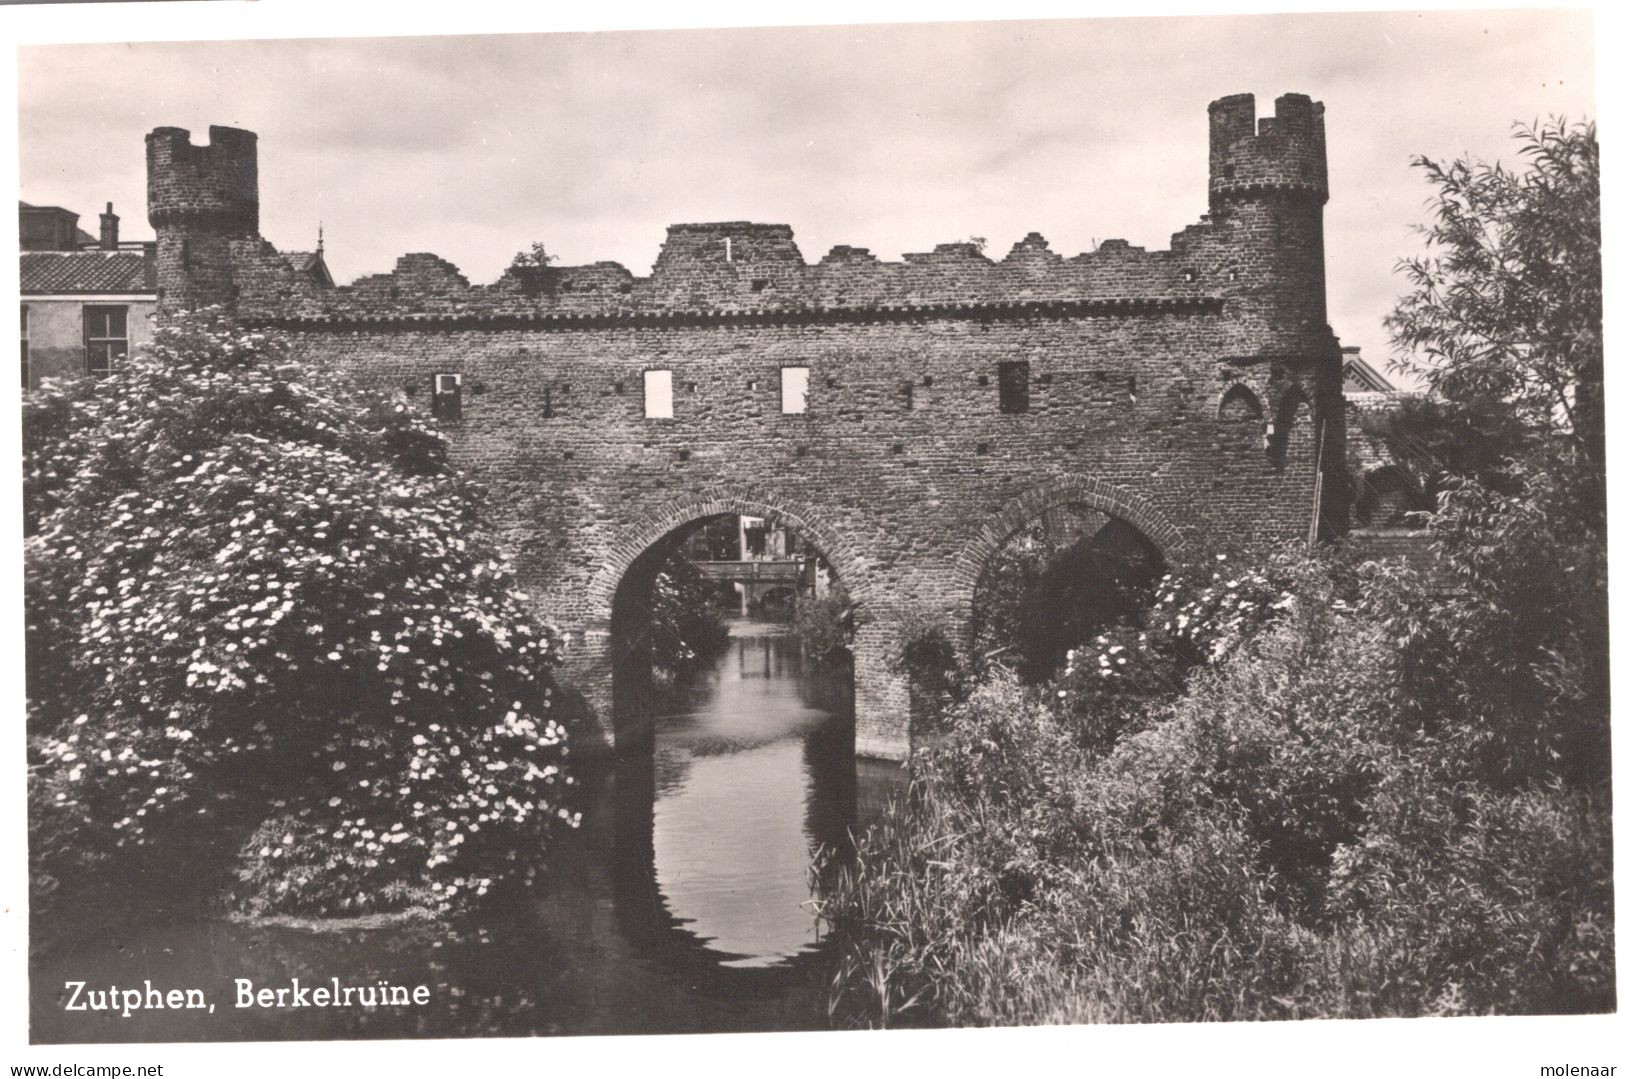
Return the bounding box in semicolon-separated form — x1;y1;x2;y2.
20;305;29;389
998;360;1030;414
781;366;808;414
431;372;463;420
644;369;673;418
83;305;127;378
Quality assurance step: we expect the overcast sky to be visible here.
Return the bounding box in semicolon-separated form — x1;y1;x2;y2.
16;10;1595;377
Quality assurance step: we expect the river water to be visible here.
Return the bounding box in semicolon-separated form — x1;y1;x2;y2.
31;623;899;1043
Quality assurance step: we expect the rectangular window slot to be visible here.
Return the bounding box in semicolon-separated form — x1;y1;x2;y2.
795;445;808;457
977;374;989;386
891;443;904;455
998;360;1030;414
747;379;759;391
686;381;697;393
901;382;914;410
678;449;691;462
562;450;575;461
83;305;128;378
781;366;809;414
614;381;625;394
543;387;554;419
976;442;990;455
922;375;934;388
644;369;673;418
431;372;463;421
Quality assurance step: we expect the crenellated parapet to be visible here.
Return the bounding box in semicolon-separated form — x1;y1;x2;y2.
151;92;1335;377
1208;92;1328;206
146;125;259;233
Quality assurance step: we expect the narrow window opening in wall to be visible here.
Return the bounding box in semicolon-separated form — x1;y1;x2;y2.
678;449;691;462
1128;375;1138;401
1181;268;1197;283
891;443;903;455
389;286;401;300
751;279;769;292
825;375;838;389
180;238;191;271
724;237;733;262
998;360;1030;414
431;373;463;421
614;380;625;394
619;282;633;295
543;387;554;419
643;369;673;419
686;381;697;393
976;442;990;455
747;379;759;391
1219;384;1264;422
562;450;575;461
795;445;808;458
83;305;127;378
901;382;914;410
781;366;809;414
977;374;989;387
922;375;934;388
1224;163;1236;180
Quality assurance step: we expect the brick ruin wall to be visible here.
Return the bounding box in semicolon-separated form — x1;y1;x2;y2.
147;92;1346;760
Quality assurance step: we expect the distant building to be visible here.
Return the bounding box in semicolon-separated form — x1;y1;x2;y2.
1341;344;1397;395
19;201;156;389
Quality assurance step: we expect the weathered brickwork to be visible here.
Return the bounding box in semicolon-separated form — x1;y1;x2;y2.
146;92;1348;760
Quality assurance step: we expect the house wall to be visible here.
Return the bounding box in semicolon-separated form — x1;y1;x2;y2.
22;297;157;387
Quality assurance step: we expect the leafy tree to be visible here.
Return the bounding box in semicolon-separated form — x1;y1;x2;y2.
25;310;576;918
508;241;559;269
1382;118;1607;788
1386;118;1601;505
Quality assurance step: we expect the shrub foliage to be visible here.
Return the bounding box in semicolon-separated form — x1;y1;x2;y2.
26;310;577;918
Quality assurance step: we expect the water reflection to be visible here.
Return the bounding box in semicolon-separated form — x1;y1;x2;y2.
634;627;854;968
31;622;894;1042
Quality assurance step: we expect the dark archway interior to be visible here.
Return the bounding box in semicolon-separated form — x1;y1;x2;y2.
1355;465;1429;527
970;504;1165;683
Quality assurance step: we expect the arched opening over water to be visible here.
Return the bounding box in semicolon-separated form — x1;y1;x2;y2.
604;507;874;971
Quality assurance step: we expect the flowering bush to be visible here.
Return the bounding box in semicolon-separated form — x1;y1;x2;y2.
1045;547;1324;752
25;309;576;918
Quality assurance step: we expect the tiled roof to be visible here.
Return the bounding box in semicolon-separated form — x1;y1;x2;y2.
20;249;155;294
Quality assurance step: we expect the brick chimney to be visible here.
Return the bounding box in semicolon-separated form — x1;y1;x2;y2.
99;202;119;249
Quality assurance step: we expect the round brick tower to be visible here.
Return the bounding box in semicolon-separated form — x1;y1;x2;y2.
1208;92;1347;537
146;125;259;315
1207;92;1330;362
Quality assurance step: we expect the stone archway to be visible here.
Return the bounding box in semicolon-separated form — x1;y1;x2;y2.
561;484;910;760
